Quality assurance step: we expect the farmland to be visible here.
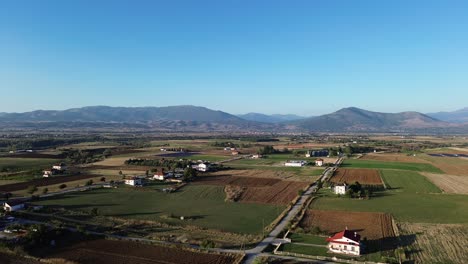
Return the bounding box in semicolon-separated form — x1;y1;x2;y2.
398;223;468;264
42;239;242;264
36;184;284;234
194;173;309;205
421;172;468;194
329;169;383;185
313;170;468;223
0;174;100;192
299;210;396;253
341;159;443;173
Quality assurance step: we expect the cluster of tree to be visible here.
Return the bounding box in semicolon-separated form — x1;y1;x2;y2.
125;158;191;169
346;181;373;199
183;167;197;181
258;145;278;155
211;141;237;148
63;149;108;164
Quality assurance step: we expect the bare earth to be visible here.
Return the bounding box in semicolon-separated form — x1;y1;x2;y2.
329;169;383;185
421;173;468;194
362;153;431;163
399;222;468;264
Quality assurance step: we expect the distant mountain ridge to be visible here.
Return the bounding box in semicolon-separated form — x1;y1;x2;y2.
0;105;466;133
427;107;468;123
288;107;454;132
237;113;307;123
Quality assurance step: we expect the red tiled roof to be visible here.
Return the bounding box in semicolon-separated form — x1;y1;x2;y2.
326;230;361;243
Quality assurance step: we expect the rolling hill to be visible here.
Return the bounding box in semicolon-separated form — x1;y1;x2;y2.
237;113;307;123
0;106;466;133
288;107;454;132
427;107;468;123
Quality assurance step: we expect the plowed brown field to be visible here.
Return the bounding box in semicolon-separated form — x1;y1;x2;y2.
299;210;396;252
330;169;383;185
45;239;241;264
195;175;308;205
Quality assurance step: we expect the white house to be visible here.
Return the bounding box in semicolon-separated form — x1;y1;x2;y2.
284;160;306;167
153;173;167;181
315;158;324;167
251;154;263;159
3;200;26;212
305;151;311;158
52;163;66;171
192;163;210;172
43;170;53;177
124;177;143;186
334;183;348;195
326;229;361;256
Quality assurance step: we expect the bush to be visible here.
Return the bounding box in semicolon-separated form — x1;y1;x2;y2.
59;184;67;189
100;177;106;182
85;180;93;186
27;185;38;195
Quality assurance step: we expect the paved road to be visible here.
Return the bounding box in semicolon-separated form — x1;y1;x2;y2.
243;158;342;264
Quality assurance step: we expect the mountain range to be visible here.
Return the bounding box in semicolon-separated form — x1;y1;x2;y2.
426;107;468;123
0;105;467;133
237;113;307;123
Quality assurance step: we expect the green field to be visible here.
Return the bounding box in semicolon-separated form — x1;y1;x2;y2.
312;170;468;223
280;243;329;256
225;163;323;177
341;159;443;173
289;233;328;245
0;158;58;172
37;184;284;234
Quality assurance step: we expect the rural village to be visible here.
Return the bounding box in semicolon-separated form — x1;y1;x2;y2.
0;134;467;264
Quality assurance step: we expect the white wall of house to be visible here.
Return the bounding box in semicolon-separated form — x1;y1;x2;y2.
328;242;360;255
334;185;347;195
4;203;25;212
284;161;305;167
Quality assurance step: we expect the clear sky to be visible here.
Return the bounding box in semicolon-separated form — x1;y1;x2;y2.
1;0;467;115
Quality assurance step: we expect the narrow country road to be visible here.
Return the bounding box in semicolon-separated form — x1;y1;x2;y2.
242;158;342;264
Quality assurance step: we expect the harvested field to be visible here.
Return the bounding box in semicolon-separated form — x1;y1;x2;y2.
299;210;396;252
362;153;430;163
195;174;308;205
399;223;468;264
0;174;99;192
196;175;281;187
239;181;308;205
418;154;468;176
329;169;383;185
421;173;468;194
207;169;302;180
44;239;241;264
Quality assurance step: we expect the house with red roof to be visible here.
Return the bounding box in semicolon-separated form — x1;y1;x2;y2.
326;229;361;256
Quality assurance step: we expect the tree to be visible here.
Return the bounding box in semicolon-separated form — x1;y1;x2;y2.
103;149;112;157
85;180;93;186
100;177;106;182
118;170;123;176
59;184;67;189
90;207;98;216
42;188;48;195
27;185;38;195
200;239;215;249
183;167;197;181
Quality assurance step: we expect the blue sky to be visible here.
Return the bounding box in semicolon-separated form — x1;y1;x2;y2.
1;0;467;115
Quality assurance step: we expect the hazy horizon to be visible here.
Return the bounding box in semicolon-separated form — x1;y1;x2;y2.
1;1;468;115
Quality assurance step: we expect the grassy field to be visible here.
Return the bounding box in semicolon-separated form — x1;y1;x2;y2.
37;184;284;234
381;170;441;193
279;243;329;256
0;158;58;171
341;159;443;173
288;233;328;245
313;170;468;223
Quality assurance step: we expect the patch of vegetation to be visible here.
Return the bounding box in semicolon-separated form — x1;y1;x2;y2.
36;185;284;234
